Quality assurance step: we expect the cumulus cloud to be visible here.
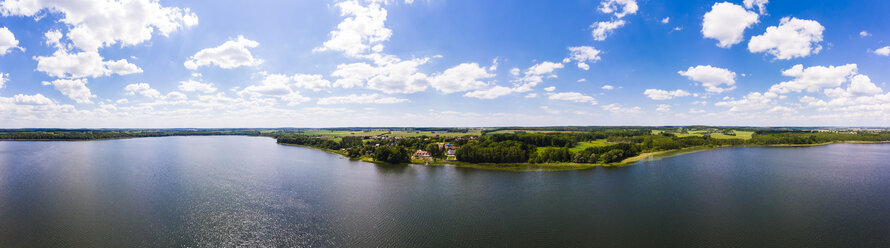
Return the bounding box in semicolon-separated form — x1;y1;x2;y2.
601;103;641;113
35;50;142;78
513;61;564;93
429;63;494;94
748;17;824;60
314;0;391;57
874;46;890;56
544;86;556;92
463;86;514;99
0;0;197;52
677;65;737;93
702;2;759;48
591;20;626;41
0;27;21;55
237;74;310;106
768;64;858;93
124;83;162;98
661;17;670;24
599;0;638;18
548;92;597;105
859;30;871;37
0;72;7;88
184;36;263;70
293;74;332;92
566;46;601;70
317;93;408;104
656;104;671;112
178;80;217;93
331;56;431;94
715;92;776;111
644;89;691;100
743;0;769;15
41;78;94;103
602;85;615;90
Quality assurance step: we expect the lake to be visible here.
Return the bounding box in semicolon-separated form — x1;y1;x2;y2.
1;136;889;247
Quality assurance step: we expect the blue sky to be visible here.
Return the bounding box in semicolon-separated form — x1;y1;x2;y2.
0;0;889;128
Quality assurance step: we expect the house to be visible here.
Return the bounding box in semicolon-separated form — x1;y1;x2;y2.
413;150;433;160
445;146;458;159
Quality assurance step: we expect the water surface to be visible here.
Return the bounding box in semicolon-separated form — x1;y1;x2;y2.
1;136;889;247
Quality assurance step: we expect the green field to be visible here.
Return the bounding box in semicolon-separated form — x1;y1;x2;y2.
570;139;610;152
297;129;481;138
654;129;753;140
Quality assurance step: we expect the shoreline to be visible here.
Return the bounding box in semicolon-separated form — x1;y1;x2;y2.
5;136;890;171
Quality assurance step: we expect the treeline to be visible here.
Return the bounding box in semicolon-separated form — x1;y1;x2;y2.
277;134;342;150
749;132;890;145
455;140;535;163
0;130;274;140
277;134;418;163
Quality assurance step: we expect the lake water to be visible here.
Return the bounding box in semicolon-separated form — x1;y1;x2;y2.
1;136;889;247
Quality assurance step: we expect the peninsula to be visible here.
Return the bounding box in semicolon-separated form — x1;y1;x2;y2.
3;126;890;171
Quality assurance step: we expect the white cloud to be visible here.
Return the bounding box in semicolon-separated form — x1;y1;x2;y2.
566;46;601;70
365;59;430;94
314;1;391;57
41;78;94;103
178;80;217;93
35;50;142;78
767;106;795;113
601;103;641;113
656;104;671;112
11;93;55;105
748;17;824;60
715;92;776;111
544;86;556;92
702;2;759;48
429;63;494;94
644;89;691;100
238;74;293;97
768;64;858;93
331;57;431;94
601;85;615;90
822;74;883;99
526;61;564;75
548;92;597;105
510;68;520;76
44;29;63;49
874;46;890;56
124;83;162;98
743;0;769;15
317;93;408;104
524;93;538;98
599;0;638;18
688;108;706;114
514;61;564;92
184;36;263;70
677;65;737;93
591;20;626;41
577;78;587;83
165;91;187;101
463;86;514;99
0;27;21;55
692;100;708;105
237;74;310;106
0;0;197;52
661;17;670;24
293;74;332;92
859;30;871;37
0;72;7;88
540;106;561;115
